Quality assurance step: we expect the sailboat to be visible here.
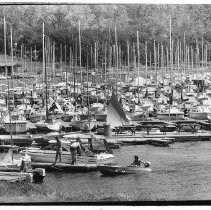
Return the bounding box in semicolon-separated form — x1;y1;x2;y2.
0;19;45;183
106;91;130;129
35;23;62;133
24;43;115;167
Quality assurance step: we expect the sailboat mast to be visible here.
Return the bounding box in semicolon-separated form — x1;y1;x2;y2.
206;44;208;68
60;44;63;79
149;52;151;79
10;27;15;111
75;41;77;100
43;32;48;122
35;45;37;74
137;31;140;103
86;48;90;131
127;41;131;103
169;15;172;121
202;36;204;77
42;22;45;83
8;23;14;160
169;15;172;85
79;21;82;93
65;42;68;98
104;42;107;104
161;44;164;84
115;26;118;96
145;41;148;86
69;46;72;99
154;40;157;86
183;33;186;79
52;42;55;84
94;42;98;103
157;43;160;85
177;38;180;83
191;46;193;73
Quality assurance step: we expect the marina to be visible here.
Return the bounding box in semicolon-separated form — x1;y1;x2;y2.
0;3;211;204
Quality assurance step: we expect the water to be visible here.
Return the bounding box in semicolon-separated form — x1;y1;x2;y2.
1;141;211;201
43;141;211;201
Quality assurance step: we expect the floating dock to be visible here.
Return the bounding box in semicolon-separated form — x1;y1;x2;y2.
32;162;98;172
108;131;211;145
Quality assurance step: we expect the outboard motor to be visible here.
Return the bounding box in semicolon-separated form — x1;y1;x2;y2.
33;168;46;183
144;161;151;168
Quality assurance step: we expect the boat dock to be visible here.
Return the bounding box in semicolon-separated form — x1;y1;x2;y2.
32;162;98;172
108;131;211;146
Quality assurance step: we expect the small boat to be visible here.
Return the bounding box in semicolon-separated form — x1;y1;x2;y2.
3;121;27;134
35;121;61;132
23;149;115;165
0;135;33;147
0;149;45;183
98;165;152;176
21;136;115;165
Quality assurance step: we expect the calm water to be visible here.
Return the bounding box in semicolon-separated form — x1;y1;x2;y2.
43;141;211;201
1;141;211;201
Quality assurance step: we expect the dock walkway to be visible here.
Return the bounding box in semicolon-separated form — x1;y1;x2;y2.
108;131;211;145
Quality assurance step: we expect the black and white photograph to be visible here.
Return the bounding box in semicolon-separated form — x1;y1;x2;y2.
0;1;211;205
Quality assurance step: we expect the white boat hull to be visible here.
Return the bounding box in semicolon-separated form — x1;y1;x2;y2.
189;112;209;120
4;121;27;134
47;123;61;132
24;149;115;165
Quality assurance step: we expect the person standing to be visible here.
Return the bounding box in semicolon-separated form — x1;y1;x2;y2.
70;137;82;165
53;136;62;165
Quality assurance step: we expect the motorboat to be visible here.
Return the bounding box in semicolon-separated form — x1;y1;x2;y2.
98;164;152;176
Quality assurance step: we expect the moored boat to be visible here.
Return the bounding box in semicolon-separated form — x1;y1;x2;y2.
0;135;33;147
23;148;115;165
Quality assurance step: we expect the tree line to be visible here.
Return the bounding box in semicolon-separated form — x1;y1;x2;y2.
0;4;211;67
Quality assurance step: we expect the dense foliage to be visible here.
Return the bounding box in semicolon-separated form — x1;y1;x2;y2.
0;4;211;66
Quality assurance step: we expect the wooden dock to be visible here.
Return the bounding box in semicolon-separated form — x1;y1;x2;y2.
32;162;98;172
108;131;211;145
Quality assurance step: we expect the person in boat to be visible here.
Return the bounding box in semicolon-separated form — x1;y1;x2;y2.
70;137;82;165
130;155;150;167
53;136;62;165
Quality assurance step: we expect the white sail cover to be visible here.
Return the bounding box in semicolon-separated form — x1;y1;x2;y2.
107;92;129;128
1;148;13;164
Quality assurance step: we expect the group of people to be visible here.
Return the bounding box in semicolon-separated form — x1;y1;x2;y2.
52;136;93;166
52;136;149;168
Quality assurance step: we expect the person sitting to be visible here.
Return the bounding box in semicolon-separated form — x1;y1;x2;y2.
130;155;141;166
130;155;150;167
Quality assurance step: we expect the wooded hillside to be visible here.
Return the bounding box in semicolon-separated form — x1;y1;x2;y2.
0;4;211;66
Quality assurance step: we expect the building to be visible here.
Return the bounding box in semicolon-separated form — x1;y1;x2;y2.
0;62;19;76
